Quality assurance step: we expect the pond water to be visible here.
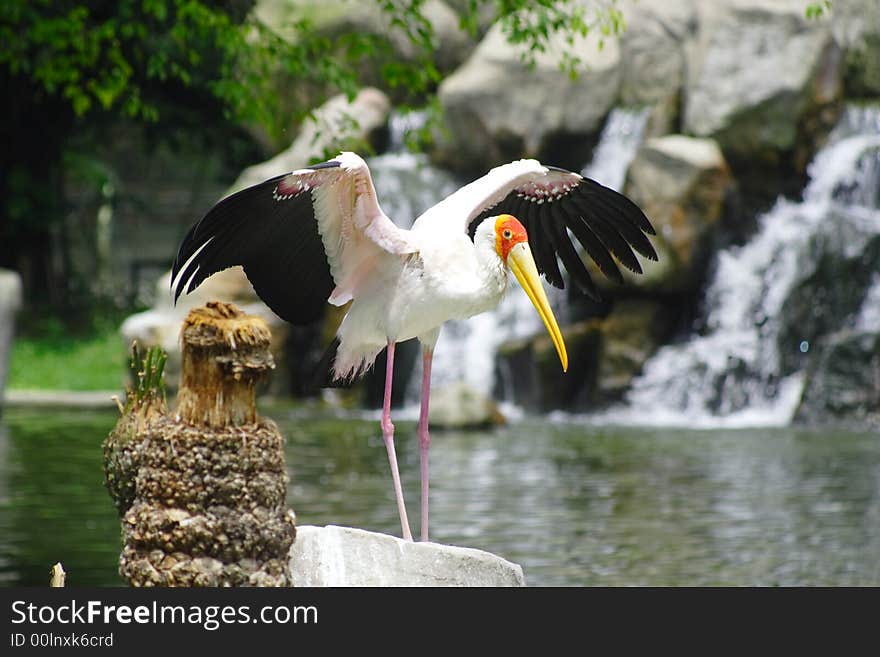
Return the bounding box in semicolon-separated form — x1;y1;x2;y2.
1;405;878;586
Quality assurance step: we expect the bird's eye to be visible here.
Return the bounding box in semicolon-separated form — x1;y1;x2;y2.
502;229;512;239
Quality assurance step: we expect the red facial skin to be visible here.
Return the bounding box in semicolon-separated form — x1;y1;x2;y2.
494;214;529;263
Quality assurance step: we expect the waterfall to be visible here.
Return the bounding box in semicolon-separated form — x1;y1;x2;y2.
364;106;880;426
370;111;500;398
365;113;469;405
367;108;657;409
419;108;649;402
580;107;651;189
599;105;880;428
368;112;461;231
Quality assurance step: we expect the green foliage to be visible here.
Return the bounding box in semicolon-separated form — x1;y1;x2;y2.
1;0;624;140
127;341;167;406
8;324;126;391
403;97;446;153
3;1;224;121
377;0;441;90
806;1;832;20
1;0;625;316
1;1;349;139
464;0;624;78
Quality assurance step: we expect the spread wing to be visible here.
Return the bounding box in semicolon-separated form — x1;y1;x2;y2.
414;159;657;301
171;152;416;324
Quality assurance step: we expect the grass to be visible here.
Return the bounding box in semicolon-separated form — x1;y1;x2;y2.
8;323;127;391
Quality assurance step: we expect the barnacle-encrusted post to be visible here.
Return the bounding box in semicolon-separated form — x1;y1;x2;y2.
176;302;274;426
103;342;168;516
105;302;296;587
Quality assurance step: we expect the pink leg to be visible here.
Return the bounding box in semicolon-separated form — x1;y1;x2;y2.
382;341;413;541
418;347;434;542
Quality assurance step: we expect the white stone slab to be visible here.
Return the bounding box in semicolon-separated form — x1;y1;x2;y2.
289;525;525;587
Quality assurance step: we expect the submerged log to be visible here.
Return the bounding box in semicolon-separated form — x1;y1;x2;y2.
103;302;296;587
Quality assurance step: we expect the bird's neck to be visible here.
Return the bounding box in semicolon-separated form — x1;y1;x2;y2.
473;222;509;299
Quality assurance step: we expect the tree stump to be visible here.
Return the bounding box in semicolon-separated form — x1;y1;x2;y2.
103;302;296;586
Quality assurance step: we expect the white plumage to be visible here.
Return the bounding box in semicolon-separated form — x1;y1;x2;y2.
171;150;657;542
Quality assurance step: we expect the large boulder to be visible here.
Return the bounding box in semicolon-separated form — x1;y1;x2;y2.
778;215;880;379
495;300;671;411
777;132;880;381
428;381;505;429
683;1;843;184
621;135;733;293
831;0;880;98
619;0;694;106
255;0;474;83
0;269;22;405
289;525;525;586
794;329;880;427
433;20;621;174
230;88;391;193
780;139;880;427
594;300;674;401
619;0;697;136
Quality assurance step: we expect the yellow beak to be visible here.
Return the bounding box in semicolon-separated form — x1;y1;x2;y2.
507;242;568;372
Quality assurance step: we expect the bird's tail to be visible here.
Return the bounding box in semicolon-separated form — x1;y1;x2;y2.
311;336;345;389
310;335;384;389
331;343;382;384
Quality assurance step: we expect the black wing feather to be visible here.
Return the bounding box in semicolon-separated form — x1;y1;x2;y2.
524;198;565;289
565;198;643;274
579;177;656;236
467;166;657;298
558;200;624;284
548;204;600;300
570;184;658;261
171;166;335;325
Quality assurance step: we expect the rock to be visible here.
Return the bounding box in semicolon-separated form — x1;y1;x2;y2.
428;382;505;429
495;334;545;411
831;0;880;98
533;320;602;410
288;525;525;586
231;88;391;193
255;0;474;80
594;300;673;401
619;0;694;106
622;135;733;293
433;20;620;174
794;329;880;427
497;321;601;412
496;300;671;410
778;203;880;379
0;269;22;406
683;1;843;181
778;138;880;427
444;0;497;36
619;0;697;135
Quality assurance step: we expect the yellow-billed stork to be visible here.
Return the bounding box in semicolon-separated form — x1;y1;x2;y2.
171;152;657;542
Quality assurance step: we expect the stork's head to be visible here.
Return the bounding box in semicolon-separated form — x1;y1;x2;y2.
492;214;568;372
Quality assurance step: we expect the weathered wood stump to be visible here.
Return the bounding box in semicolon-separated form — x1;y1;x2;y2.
103;302;296;586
